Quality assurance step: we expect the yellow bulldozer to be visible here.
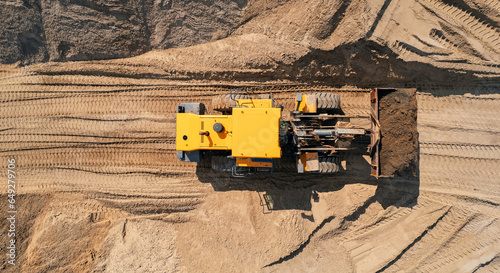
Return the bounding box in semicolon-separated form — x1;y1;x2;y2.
176;89;387;177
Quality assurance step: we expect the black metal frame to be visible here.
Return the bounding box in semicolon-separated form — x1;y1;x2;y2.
229;88;274;108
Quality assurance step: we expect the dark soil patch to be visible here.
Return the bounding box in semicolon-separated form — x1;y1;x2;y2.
0;193;52;272
378;88;418;177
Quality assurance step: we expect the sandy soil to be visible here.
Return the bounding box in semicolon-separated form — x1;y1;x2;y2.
1;0;499;272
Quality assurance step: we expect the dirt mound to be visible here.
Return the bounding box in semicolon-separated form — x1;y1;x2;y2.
0;1;47;64
0;0;246;64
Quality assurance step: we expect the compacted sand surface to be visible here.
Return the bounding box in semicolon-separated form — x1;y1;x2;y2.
1;0;499;272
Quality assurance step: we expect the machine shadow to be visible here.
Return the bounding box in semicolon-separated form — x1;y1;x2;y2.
373;133;421;209
195;152;420;211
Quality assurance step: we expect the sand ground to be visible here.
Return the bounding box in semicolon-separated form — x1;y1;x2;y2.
1;0;499;272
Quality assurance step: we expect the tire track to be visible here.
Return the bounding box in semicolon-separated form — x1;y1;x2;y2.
48;196;128;221
374;207;452;273
2;63;499;271
420;0;500;52
1;78;371;118
427;28;498;66
0;148;194;171
420;153;500;196
42;184;206;219
420;175;500;200
416;218;500;273
420;142;500;159
410;83;500;96
420;152;500;178
418;93;500;133
343;203;451;273
1;96;183;118
418;93;500;112
419;191;500;218
22;171;200;194
0;134;176;151
344;197;431;241
418;143;500;195
475;0;500;15
385;207;472;272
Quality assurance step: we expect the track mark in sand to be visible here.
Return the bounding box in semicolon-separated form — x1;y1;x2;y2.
420;153;500;192
1;81;371;119
419;192;500;218
420;142;500;160
419;176;500;206
97;197;203;215
471;255;498;273
411;84;500;96
419;148;500;205
24;172;208;219
0;139;175;153
53;167;190;177
343;196;430;241
421;152;500;175
429;28;461;50
476;254;500;273
418;111;499;133
392;40;440;58
366;0;393;38
263;215;337;267
0;149;197;183
428;28;488;61
1;96;184;118
420;0;500;52
21;168;201;193
121;219;128;239
264;196;377;268
417;94;500;137
48;196;128;220
415;218;500;273
417;93;500;110
375;207;451;272
343;200;469;273
479;0;500;15
88;190;205;200
321;0;352;39
387;207;472;272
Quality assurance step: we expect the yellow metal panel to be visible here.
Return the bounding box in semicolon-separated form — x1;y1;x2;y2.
299;152;319;171
199;116;232;149
232;107;281;158
176;113;233;151
236;158;273;167
295;94;317;113
176;113;200;151
237;99;273;108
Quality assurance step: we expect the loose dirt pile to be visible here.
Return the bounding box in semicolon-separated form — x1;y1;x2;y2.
379;88;418;177
0;0;246;64
1;0;499;272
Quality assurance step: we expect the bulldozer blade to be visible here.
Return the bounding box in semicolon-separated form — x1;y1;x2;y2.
370;89;381;178
369;88;418;178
